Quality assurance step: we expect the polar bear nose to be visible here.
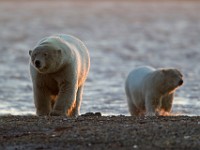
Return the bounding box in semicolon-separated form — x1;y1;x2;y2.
35;60;41;68
178;79;183;85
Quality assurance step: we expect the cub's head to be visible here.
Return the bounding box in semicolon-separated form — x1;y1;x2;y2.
159;68;183;94
29;45;62;74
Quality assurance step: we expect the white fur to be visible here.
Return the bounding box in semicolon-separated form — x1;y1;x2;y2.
29;34;90;117
125;66;183;116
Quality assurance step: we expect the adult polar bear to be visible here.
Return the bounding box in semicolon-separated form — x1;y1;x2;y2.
125;66;183;116
29;34;90;117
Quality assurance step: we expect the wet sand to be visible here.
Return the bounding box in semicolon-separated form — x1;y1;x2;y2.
0;114;199;149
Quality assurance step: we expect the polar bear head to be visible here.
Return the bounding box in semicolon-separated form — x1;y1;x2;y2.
29;44;62;74
155;68;183;94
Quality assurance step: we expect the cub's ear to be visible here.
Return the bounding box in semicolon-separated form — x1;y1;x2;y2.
161;69;168;74
29;50;32;56
57;49;61;54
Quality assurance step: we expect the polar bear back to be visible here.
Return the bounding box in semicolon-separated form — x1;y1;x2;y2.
57;34;85;49
38;34;83;47
38;34;89;58
58;34;90;85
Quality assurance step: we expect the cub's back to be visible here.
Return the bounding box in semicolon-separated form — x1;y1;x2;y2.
125;66;155;96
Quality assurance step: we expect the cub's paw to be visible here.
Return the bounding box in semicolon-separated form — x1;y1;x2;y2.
36;110;50;116
50;110;66;116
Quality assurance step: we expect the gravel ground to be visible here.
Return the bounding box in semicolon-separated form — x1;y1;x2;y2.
0;114;199;150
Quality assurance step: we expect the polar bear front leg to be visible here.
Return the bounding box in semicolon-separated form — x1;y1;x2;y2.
50;81;78;116
33;85;52;116
145;94;161;116
161;93;174;113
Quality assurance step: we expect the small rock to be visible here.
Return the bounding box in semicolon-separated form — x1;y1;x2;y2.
81;112;94;117
51;134;56;137
87;143;92;147
81;112;102;117
133;145;138;149
184;136;190;139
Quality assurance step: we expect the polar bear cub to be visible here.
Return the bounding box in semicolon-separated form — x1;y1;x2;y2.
125;66;183;116
29;34;90;117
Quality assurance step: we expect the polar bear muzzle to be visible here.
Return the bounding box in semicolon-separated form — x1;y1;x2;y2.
34;60;41;69
178;79;183;86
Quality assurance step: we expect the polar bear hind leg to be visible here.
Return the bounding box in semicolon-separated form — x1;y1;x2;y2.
70;85;84;117
127;98;142;116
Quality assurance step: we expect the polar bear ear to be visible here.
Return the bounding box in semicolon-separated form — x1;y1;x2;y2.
29;50;32;56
